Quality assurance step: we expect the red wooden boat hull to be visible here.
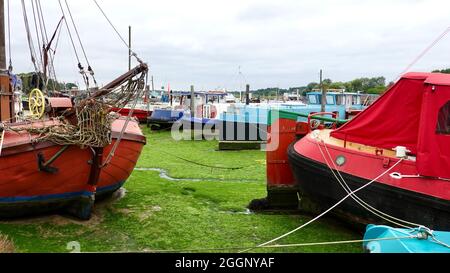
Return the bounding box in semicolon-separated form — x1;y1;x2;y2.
0;118;145;219
111;108;151;123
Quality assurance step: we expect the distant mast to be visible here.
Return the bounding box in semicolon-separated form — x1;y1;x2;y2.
128;25;131;71
0;0;14;122
320;69;326;113
0;0;4;69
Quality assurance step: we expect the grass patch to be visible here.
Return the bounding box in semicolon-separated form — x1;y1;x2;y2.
137;127;267;181
0;129;361;253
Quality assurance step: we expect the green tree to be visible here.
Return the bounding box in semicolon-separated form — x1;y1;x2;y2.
17;72;77;95
432;68;450;74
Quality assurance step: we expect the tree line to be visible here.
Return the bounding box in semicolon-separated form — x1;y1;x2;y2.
250;76;389;98
17;72;78;95
251;68;450;99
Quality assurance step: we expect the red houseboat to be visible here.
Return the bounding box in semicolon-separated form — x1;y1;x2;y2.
261;72;450;231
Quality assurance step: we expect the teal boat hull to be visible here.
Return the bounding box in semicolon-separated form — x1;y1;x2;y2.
363;225;450;253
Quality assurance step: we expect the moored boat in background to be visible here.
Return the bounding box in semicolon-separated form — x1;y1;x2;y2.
112;103;152;123
218;91;366;149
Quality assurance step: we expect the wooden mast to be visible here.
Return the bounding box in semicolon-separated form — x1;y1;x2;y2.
0;0;13;123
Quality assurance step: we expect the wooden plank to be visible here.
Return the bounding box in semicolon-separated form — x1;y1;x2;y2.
218;140;266;151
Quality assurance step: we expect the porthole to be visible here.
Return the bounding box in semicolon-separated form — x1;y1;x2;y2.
336;155;346;166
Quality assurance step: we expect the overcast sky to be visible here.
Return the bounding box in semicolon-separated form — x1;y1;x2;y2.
6;0;450;90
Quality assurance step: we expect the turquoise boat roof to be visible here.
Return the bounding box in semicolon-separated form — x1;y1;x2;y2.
306;91;363;96
363;225;450;253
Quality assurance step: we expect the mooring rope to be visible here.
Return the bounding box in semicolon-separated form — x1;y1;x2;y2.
96;235;419;253
396;26;450;81
314;134;422;229
149;145;250;170
239;157;404;253
314;133;449;250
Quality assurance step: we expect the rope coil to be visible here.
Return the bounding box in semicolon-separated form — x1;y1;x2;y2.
7;101;117;148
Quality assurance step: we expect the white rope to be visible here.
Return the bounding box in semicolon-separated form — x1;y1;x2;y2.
396;27;450;81
315;135;449;250
259;235;417;250
316;136;422;228
142;235;418;253
0;130;5;157
240;156;404;253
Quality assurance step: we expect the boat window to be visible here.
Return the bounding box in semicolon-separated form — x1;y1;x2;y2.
336;95;344;105
436;101;450;135
308;95;318;104
352;95;360;105
326;95;335;105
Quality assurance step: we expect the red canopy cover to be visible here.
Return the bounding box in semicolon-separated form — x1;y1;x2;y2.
330;72;450;178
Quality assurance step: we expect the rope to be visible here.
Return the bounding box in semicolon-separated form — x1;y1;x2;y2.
6;67;148;148
240;157;404;253
57;0;89;89
101;87;144;168
7;0;12;71
151;147;248;170
36;0;59;92
93;0;143;64
64;0;97;86
0;129;5;157
96;235;419;253
21;0;41;74
316;135;422;229
8;102;118;148
57;1;79;64
30;0;44;81
34;0;46;55
396;27;450;81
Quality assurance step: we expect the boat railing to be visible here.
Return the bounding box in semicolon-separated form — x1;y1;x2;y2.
268;109;348;127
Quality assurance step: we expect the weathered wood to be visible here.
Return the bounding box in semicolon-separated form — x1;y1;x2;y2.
245;84;250;105
0;0;5;70
0;0;14;123
190;85;195;115
218;140;266;151
128;26;131;71
320;69;326;113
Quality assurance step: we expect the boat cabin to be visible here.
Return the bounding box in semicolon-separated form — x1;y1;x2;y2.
307;90;364;111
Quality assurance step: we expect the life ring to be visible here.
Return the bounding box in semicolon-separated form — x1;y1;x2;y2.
29;88;45;119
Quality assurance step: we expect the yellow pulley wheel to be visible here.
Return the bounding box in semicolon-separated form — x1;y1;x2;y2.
29;88;46;119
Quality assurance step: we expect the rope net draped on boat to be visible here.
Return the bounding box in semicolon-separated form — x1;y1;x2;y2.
4;64;148;148
8;101;117;148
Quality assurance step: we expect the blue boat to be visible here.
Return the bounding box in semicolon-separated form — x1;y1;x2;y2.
147;108;184;130
363;225;450;253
